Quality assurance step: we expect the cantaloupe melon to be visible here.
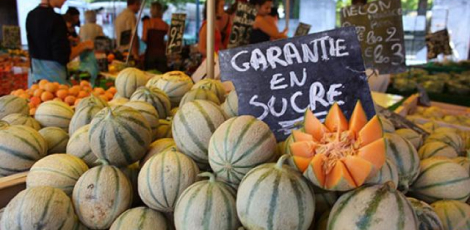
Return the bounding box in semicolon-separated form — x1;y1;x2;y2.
180;88;221;107
76;94;108;111
27;154;89;196
73;164;132;229
364;159;399;189
39;127;69;154
237;155;315;230
89;105;152;166
418;141;458;160
0;124;48;176
109;97;130;108
140;138;176;166
453;157;470;174
407;197;444;230
431;200;470;230
1;113;41;130
221;90;238;118
395;128;423;149
145;74;163;88
69;103;105;135
138;148;199;212
208;115;276;187
67;125;98;167
174;172;241;230
110;207;170;230
292;102;386;191
172;100;227;169
124;101;160;140
409;157;470;203
155;74;194;107
130;87;171;119
192;78;226;102
377;115;395;133
327;182;419;230
0;95;29;119
115;67;148;98
0;187;76;230
425;131;465;154
156;119;172;139
384;132;420;192
35;101;74;131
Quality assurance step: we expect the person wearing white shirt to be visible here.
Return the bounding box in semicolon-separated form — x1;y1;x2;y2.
115;0;141;59
79;10;104;42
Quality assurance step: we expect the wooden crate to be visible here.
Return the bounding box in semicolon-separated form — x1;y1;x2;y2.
0;172;27;209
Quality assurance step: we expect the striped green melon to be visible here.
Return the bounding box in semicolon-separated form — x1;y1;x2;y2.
109;97;130;108
170;107;179;117
172;100;227;169
208;115;276;187
120;162;141;207
26;154;89;196
425;131;464;154
0;95;29;119
140;138;177;166
237;155;315;230
76;94;108;111
431;200;470;230
365;159;399;189
409;157;470;203
420;122;439;133
314;191;338;219
35;101;74;131
418;142;458;160
156;119;172;139
0;124;48;176
395;128;423;149
115;67;148;98
174;172;241;230
407;198;444;230
138;148;199;212
1;113;41;130
145;74;163;88
221;90;238;118
180;88;221;107
69;103;105;135
155;73;194;107
130;87;171;119
66;125;98;167
73;164;132;229
110;207;170;230
39;127;69;154
378;115;395;133
0;186;76;230
192;79;226;102
89;105;152;167
385;133;420;192
163;70;189;79
453;157;470;174
124;101;160;140
327;182;419;230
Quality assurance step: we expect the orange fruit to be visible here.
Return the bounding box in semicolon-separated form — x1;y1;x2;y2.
107;87;117;94
77;91;88;98
82;86;92;93
64;95;76;105
53;82;60;88
29;108;36;116
30;84;39;91
10;90;16;95
58;84;69;90
56;89;69;99
19;93;30;100
45;82;59;93
33;89;44;98
28;102;35;109
105;92;114;100
80;80;90;88
69;86;80;96
30;97;41;107
99;95;108;102
38;79;49;89
40;91;54;102
94;87;105;95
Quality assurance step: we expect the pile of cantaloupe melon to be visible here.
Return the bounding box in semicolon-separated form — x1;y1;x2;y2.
0;67;469;230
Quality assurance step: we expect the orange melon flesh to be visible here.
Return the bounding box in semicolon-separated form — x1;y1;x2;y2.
292;130;314;142
342;156;373;186
358;116;383;147
357;138;386;172
349;101;368;138
310;154;326;186
290;141;316;158
293;156;312;172
324;104;349;132
304;110;329;141
325;161;356;189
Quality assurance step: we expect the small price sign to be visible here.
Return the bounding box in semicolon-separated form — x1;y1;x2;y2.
167;14;186;55
228;3;257;49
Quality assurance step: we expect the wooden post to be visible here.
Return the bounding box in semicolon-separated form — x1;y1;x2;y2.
126;0;146;66
207;0;215;79
285;0;290;32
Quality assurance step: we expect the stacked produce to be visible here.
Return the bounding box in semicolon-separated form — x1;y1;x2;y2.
0;67;469;230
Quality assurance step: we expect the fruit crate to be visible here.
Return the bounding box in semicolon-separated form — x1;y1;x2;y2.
0;172;27;209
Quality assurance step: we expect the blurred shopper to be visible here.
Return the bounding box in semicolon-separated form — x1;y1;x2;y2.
115;0;141;60
142;2;169;72
198;0;231;57
79;10;104;42
249;0;287;44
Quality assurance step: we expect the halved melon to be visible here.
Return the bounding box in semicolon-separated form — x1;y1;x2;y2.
291;102;385;191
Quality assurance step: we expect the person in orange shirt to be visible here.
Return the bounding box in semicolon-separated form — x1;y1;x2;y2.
198;0;231;58
142;2;169;71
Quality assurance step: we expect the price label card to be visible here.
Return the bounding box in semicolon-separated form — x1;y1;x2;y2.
220;27;376;141
2;26;21;49
167;14;186;55
426;29;452;59
341;0;406;74
228;3;257;49
294;23;312;37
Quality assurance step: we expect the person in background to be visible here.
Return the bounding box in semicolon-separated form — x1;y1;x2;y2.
198;0;230;58
265;7;280;40
26;0;93;85
142;2;169;72
79;10;104;42
115;0;141;60
249;0;287;44
218;1;232;49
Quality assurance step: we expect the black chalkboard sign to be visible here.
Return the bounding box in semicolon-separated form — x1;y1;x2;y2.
120;30;132;46
2;26;21;49
294;23;312;37
219;27;376;141
376;105;429;138
167;13;186;55
228;3;258;49
341;0;406;74
426;29;452;59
